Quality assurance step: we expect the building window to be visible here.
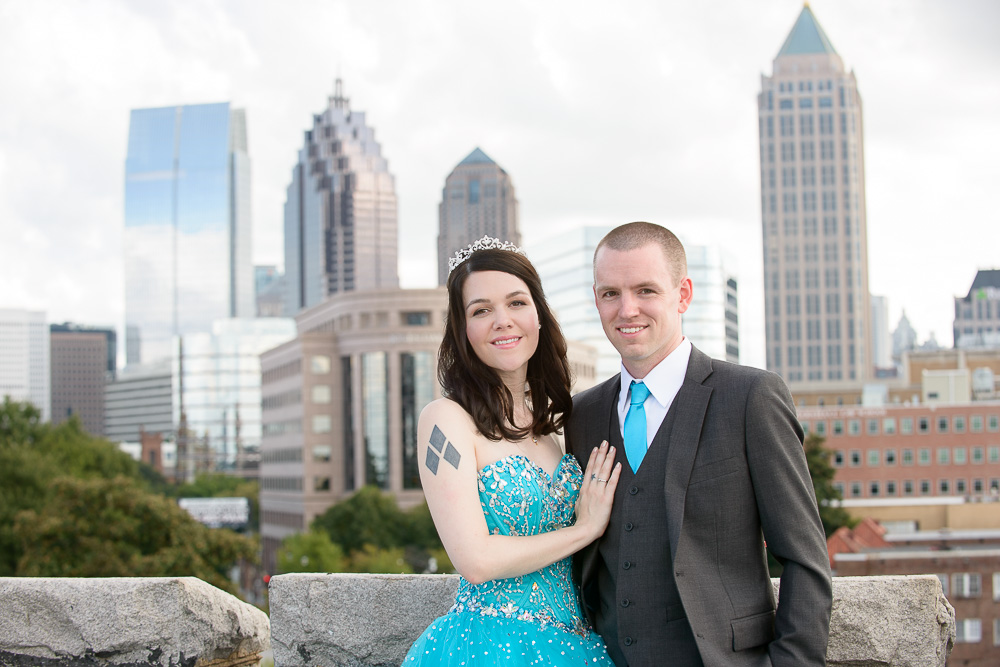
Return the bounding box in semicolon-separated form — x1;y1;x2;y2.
939;479;950;494
833;450;844;467
901;417;913;434
362;352;389;489
990;447;1000;464
955;618;983;644
833;481;845;497
311;385;331;404
919;448;931;465
993;573;1000;602
973;478;984;494
903;480;914;496
918;417;930;433
311;355;331;374
314;477;331;492
849;420;860;436
867;450;880;466
885;449;896;466
850;450;861;466
850;481;861;498
971;415;983;432
935;574;949;596
954;416;965;433
937;416;949;433
994;619;1000;647
868;481;880;497
312;415;332;434
954;447;966;465
902;448;913;466
401;351;435;490
972;446;984;464
920;480;931;495
951;573;982;598
833;420;844;436
989;415;999;432
312;445;332;462
956;478;967;494
815;420;827;436
885;480;897;496
342;355;355;492
867;419;879;435
402;311;430;326
937;448;950;465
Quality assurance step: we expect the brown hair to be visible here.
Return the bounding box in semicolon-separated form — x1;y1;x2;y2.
439;249;572;441
595;221;687;285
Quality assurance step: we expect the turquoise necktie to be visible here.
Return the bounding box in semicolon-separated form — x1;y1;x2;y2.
624;381;651;473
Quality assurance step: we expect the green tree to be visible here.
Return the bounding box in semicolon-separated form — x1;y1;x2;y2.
344;544;413;574
14;476;256;595
0;399;141;575
804;433;855;537
311;486;409;553
277;531;345;573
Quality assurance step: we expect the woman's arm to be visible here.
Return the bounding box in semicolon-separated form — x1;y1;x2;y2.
418;399;620;585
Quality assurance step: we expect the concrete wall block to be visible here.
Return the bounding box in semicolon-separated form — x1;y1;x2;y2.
268;573;457;667
0;577;269;667
271;573;954;667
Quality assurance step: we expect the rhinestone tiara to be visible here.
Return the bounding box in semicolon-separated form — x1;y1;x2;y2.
448;235;526;274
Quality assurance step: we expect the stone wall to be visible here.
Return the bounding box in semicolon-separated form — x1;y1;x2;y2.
269;573;955;667
0;577;269;667
0;574;954;667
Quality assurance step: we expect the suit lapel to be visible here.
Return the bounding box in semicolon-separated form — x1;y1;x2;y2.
580;375;621;586
663;347;713;562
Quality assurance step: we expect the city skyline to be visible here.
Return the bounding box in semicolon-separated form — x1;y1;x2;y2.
1;0;997;370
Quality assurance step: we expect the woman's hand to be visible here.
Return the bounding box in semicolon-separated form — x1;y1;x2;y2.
574;441;621;542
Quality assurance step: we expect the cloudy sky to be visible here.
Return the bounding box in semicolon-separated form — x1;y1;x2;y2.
1;0;997;369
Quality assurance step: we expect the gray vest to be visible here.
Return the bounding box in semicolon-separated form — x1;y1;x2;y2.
596;402;703;667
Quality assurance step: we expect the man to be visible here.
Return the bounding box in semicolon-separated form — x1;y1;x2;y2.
567;222;832;666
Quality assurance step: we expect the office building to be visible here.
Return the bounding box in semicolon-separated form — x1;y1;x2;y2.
49;323;116;435
255;265;286;317
283;79;398;315
531;226;739;381
759;5;872;385
869;295;891;370
124;102;253;366
437;148;520;285
104;360;174;445
0;309;49;419
259;288;447;572
955;269;1000;349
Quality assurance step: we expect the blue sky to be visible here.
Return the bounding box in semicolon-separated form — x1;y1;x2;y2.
1;0;997;368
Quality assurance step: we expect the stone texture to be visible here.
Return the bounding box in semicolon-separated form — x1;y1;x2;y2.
271;573;954;667
269;573;458;667
0;577;269;667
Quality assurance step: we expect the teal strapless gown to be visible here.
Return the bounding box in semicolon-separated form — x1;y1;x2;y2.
404;454;613;665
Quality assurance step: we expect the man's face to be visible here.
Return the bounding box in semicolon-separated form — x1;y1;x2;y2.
593;243;692;379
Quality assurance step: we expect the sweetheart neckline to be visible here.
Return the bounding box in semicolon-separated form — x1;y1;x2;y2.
477;452;577;482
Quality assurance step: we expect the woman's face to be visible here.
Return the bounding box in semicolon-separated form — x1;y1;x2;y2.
462;270;540;376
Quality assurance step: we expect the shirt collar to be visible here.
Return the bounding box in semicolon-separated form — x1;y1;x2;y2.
618;337;692;411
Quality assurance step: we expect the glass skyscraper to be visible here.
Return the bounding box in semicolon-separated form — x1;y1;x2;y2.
124;102;253;366
759;6;872;385
284;79;398;315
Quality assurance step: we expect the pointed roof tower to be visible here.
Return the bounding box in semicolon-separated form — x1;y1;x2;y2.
777;4;838;57
458;147;496;166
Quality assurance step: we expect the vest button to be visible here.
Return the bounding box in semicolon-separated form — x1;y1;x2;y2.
624;522;634;531
623;637;634;646
629;486;639;495
621;598;630;607
623;561;631;570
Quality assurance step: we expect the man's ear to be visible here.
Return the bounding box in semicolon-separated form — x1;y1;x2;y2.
678;277;693;314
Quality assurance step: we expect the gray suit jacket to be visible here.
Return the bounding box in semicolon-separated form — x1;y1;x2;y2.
567;346;832;666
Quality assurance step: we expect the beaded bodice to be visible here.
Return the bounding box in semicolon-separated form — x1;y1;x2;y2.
450;453;589;637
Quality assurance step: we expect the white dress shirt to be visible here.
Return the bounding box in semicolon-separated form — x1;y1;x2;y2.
617;337;692;447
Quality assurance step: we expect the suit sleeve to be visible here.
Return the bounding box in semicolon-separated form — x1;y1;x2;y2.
744;372;832;666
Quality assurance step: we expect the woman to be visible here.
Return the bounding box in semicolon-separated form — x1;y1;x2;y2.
404;237;621;665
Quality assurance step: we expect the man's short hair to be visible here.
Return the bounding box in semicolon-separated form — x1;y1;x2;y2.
595;221;687;285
